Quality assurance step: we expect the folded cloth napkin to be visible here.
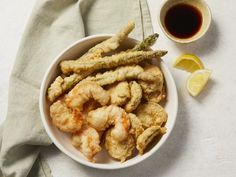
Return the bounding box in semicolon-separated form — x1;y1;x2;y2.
0;0;153;176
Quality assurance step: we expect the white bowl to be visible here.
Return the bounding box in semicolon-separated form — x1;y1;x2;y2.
39;35;178;169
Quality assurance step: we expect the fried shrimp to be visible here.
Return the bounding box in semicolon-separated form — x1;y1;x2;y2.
87;105;130;141
136;126;166;154
128;113;144;140
138;64;164;94
81;65;157;87
107;81;130;106
72;125;102;161
124;81;142;112
135;102;168;128
65;82;110;111
50;100;83;133
105;129;135;162
60;50;167;74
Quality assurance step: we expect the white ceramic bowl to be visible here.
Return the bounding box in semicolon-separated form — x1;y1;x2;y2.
39;35;178;169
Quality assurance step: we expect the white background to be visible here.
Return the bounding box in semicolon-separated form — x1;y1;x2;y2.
1;0;236;177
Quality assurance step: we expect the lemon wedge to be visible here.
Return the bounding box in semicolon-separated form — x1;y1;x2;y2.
186;69;212;96
174;54;204;73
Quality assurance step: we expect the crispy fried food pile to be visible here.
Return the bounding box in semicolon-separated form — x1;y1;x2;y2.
47;21;168;162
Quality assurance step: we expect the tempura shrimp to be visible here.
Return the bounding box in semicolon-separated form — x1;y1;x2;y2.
72;125;102;161
65;81;110;111
105;128;135;162
87;105;130;141
50;100;83;133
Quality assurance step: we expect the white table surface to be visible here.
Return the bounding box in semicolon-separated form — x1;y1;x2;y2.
1;0;236;177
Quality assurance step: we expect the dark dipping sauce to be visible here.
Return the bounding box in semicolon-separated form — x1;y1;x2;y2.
164;3;203;39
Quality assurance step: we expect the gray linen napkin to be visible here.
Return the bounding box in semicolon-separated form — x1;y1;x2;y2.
0;0;153;176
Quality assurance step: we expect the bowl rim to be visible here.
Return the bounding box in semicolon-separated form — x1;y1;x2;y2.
39;34;178;169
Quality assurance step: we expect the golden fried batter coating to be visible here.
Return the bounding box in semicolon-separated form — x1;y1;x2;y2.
124;81;142;112
107;81;130;106
47;74;86;102
138;64;164;94
65;82;110;111
81;65;157;87
105;129;135;162
50;100;83;133
128;113;144;140
135;102;168;128
47;76;64;102
87;105;130;141
143;84;166;103
72;125;102;161
60;50;167;74
131;33;159;51
136;126;166;154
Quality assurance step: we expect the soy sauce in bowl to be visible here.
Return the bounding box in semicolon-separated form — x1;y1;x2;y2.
164;3;202;39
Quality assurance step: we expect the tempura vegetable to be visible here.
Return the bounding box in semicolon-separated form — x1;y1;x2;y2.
80;65;157;86
124;81;142;112
135;102;168;128
107;81;130;106
138;64;164;94
143;84;166;103
60;50;167;74
129;113;144;140
136;126;166;154
131;33;159;51
76;21;135;62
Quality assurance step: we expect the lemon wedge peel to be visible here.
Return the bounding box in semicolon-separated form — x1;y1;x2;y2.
173;54;204;73
186;69;212;97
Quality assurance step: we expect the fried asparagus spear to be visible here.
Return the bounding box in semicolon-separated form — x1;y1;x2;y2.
78;21;135;62
47;32;160;102
80;65;157;86
60;50;167;74
131;33;159;51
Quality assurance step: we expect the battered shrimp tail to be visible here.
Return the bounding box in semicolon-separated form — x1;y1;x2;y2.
87;105;130;141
